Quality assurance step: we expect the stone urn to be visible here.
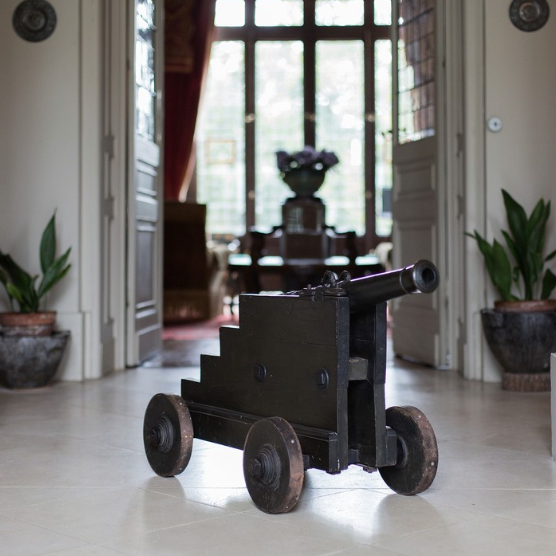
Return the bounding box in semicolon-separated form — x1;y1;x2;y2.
480;300;556;392
281;169;326;197
0;331;70;389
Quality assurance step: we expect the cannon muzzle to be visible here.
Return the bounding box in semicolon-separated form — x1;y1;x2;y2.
340;259;439;313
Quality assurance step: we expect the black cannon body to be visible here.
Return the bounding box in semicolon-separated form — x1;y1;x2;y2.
144;260;440;514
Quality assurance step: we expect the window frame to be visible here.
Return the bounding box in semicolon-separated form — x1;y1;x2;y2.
212;0;391;249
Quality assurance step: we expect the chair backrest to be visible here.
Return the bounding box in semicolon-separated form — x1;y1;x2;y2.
164;201;208;289
248;196;357;263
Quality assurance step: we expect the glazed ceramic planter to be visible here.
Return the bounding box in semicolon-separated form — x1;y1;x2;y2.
0;331;69;389
481;302;556;391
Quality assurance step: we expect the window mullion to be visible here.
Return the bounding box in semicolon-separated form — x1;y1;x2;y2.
364;32;376;251
245;0;255;25
245;47;256;230
304;0;316;146
304;47;316;146
245;0;256;230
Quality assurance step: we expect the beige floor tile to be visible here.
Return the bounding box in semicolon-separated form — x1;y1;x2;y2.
0;486;123;514
333;546;406;556
495;496;556;529
374;514;556;556
0;434;152;488
6;488;228;545
245;488;480;546
103;512;358;556
302;464;391;490
0;515;86;555
434;444;556;491
142;484;255;512
47;546;126;555
425;486;556;515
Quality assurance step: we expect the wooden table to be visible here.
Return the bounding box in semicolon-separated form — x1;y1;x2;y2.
228;253;384;297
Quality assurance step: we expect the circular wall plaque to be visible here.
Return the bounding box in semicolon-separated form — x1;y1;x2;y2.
509;0;550;32
13;0;57;43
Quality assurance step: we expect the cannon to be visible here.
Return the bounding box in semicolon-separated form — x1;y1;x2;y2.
143;260;440;514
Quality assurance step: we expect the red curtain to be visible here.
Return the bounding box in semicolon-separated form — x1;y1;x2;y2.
164;0;216;200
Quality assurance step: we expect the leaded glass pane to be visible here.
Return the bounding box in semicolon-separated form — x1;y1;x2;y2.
397;0;435;143
374;0;392;25
375;40;393;237
255;41;304;229
135;0;156;139
255;0;303;26
315;0;364;26
197;42;246;237
315;40;365;235
215;0;245;27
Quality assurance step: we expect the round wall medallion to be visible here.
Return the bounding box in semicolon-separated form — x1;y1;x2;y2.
509;0;550;32
13;0;57;43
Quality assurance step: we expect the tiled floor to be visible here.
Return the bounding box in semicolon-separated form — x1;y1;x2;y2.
1;339;555;555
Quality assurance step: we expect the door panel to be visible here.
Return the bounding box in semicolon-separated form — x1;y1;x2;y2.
127;0;163;365
391;138;441;365
391;0;444;367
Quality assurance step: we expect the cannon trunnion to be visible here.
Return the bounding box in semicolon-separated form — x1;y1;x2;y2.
144;260;440;513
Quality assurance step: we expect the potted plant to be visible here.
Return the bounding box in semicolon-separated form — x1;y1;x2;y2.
276;146;339;197
0;213;71;389
467;189;556;391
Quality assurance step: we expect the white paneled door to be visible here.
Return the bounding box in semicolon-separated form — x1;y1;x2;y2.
390;0;453;368
126;0;164;366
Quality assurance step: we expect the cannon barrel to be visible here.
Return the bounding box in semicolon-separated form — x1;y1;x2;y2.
340;259;439;313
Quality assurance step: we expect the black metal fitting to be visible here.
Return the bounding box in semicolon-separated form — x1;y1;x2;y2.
254;364;267;382
316;369;329;389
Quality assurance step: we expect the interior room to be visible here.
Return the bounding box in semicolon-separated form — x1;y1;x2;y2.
1;0;556;554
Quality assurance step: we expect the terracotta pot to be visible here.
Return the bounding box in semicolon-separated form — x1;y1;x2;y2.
494;299;556;312
0;311;57;337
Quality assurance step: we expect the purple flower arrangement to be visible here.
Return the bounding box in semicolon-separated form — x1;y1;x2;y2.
276;146;339;174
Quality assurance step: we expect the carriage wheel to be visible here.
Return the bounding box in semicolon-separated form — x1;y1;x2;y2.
143;393;194;477
243;417;304;514
379;405;438;495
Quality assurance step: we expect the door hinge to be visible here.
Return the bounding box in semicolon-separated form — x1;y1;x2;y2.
103;196;115;220
104;134;116;159
456;132;464;156
456;194;464;218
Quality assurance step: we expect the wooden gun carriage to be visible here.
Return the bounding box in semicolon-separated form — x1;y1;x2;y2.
143;260;440;513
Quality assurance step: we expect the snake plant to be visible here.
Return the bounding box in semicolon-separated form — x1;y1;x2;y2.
467;189;556;301
0;213;71;313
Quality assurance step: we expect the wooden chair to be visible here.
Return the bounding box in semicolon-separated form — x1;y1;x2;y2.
163;202;228;322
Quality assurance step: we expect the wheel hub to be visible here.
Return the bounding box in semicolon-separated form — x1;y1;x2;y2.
394;436;409;468
248;443;281;487
149;415;174;453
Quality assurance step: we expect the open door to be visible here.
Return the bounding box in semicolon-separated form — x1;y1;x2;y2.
390;0;450;368
126;0;164;366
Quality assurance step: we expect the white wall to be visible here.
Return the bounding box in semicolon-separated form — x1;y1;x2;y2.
0;0;104;380
485;1;556;235
464;0;556;381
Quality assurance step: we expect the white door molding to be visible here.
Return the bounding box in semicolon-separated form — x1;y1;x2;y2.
101;0;129;373
462;1;488;380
